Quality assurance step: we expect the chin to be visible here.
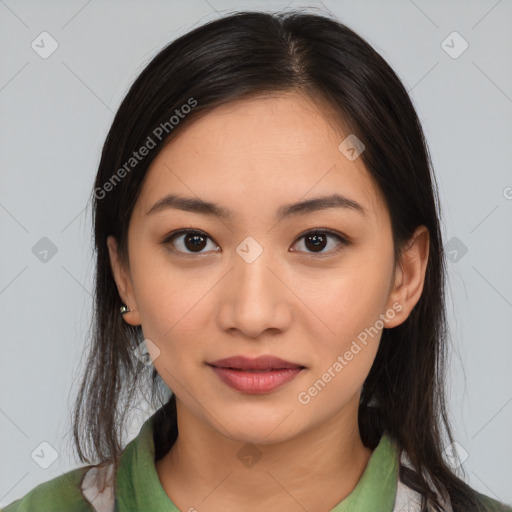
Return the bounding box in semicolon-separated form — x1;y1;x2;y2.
212;407;304;446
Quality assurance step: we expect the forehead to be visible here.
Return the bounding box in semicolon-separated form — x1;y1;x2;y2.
135;92;386;225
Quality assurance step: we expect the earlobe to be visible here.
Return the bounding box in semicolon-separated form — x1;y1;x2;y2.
106;235;141;326
384;226;430;329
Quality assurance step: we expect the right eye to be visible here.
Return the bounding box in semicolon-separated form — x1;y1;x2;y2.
162;229;221;255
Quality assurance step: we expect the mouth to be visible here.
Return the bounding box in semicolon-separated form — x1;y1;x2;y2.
207;355;305;394
208;355;305;371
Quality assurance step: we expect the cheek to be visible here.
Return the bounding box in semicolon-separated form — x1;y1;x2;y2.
303;292;382;399
296;271;387;411
296;340;378;419
129;243;210;331
128;250;217;382
301;256;391;352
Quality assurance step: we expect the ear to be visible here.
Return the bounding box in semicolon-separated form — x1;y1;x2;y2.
106;235;141;326
384;225;430;328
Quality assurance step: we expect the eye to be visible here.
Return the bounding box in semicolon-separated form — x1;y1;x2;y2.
290;229;349;257
162;229;220;255
162;228;349;257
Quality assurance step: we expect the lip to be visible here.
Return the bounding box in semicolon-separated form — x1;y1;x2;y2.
209;366;304;393
207;355;305;394
208;355;304;371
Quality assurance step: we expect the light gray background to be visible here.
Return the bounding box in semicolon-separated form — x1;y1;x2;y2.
1;0;511;507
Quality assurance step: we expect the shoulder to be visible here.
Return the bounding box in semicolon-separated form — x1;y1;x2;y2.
475;491;512;512
1;465;94;512
396;443;511;512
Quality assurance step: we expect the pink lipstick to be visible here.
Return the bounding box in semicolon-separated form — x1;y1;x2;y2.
208;355;305;394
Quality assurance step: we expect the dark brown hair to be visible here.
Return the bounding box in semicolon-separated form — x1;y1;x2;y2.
72;9;506;511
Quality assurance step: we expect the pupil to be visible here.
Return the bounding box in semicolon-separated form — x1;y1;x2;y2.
305;233;326;252
185;233;206;252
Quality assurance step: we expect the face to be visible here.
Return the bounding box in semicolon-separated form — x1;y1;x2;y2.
108;91;426;445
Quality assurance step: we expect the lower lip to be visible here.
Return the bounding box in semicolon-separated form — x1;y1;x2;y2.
209;366;303;394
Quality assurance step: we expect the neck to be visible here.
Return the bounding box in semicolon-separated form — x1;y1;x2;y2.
155;394;373;512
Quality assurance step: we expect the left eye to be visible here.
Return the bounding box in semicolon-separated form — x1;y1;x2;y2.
162;229;348;256
164;229;220;254
291;229;348;256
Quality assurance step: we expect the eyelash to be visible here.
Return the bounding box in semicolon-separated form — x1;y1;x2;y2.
161;228;350;258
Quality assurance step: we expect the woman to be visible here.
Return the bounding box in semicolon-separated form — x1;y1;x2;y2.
3;9;510;512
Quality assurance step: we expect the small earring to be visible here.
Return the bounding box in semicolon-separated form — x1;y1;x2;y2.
120;304;130;315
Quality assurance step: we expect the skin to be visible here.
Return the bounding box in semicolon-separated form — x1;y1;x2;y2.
107;91;429;512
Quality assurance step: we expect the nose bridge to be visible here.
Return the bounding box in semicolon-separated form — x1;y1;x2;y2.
233;234;277;299
218;234;291;337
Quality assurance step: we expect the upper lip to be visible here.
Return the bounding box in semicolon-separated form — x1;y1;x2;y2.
208;355;304;371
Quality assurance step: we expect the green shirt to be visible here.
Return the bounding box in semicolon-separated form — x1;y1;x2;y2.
2;408;510;511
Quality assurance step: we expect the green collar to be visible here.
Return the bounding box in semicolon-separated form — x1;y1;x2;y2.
116;410;399;511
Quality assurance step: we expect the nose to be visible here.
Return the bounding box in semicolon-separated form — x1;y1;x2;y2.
216;245;292;339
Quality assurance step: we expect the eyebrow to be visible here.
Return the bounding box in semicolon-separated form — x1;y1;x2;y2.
146;193;366;220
